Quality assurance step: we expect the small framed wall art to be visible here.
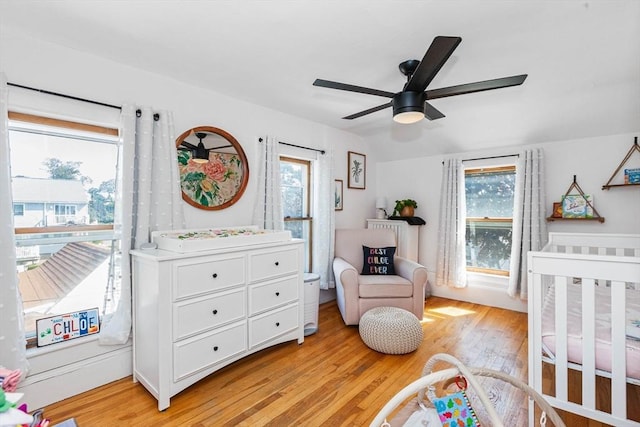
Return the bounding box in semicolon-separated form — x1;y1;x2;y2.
335;179;343;210
348;151;366;189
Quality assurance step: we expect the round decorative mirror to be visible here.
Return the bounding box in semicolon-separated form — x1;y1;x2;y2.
176;126;249;210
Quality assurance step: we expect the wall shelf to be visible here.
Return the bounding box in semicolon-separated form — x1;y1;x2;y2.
546;216;605;223
547;175;604;223
601;183;640;190
602;136;640;190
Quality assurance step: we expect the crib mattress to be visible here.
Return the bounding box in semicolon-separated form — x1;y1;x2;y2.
541;282;640;380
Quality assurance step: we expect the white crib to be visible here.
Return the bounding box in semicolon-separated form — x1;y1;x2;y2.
528;232;640;426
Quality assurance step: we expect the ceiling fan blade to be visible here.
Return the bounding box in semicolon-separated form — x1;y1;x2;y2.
426;74;528;100
343;102;392;120
206;145;234;151
423;102;445;120
180;141;198;150
313;79;395;98
405;36;462;92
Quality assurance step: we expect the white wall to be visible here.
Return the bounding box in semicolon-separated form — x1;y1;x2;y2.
376;133;640;311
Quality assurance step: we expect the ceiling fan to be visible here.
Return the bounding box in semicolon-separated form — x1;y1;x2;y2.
178;132;232;164
313;36;527;124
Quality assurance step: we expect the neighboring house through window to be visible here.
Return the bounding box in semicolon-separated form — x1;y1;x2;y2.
280;156;312;272
464;165;516;277
9;112;120;348
12;177;88;227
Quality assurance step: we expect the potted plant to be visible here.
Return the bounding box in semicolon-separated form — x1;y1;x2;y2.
393;199;418;217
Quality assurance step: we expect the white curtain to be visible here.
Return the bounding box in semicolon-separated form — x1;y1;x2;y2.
313;146;335;289
435;158;467;288
0;73;29;375
99;105;185;344
508;148;547;299
252;136;284;230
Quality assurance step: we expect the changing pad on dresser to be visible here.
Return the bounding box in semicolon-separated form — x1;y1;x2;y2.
151;226;291;253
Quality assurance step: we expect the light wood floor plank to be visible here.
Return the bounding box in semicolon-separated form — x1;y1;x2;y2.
42;297;540;426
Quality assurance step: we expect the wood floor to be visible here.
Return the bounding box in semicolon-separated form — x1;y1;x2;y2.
43;297;532;426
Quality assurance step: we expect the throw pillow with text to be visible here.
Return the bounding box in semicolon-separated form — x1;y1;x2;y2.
361;246;396;275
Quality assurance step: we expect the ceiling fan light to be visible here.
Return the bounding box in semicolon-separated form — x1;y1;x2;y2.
393;111;424;124
392;91;426;124
189;132;211;163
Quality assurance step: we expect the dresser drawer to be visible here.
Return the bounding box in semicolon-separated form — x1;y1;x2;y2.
249;248;299;282
173;254;245;299
248;276;299;316
173;289;246;340
173;321;247;382
249;304;299;348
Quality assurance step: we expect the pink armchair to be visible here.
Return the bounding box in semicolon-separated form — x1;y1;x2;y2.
333;228;428;325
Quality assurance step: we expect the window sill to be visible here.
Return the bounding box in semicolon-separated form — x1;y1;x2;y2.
466;271;509;289
26;333;131;377
26;333;100;357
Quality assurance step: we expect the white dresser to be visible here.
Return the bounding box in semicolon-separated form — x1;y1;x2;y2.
130;236;304;410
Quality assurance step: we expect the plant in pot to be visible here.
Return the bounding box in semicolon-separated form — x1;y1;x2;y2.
393;199;418;217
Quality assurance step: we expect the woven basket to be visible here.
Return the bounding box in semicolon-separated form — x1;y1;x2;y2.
359;307;423;354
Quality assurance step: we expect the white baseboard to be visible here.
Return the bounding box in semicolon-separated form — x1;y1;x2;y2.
317;281;524;312
319;288;336;304
17;345;132;410
430;284;527;313
426;271;527;313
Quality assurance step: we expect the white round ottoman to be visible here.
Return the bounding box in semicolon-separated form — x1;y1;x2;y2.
359;307;423;354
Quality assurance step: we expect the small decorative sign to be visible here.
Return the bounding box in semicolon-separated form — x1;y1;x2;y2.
36;308;100;347
625;168;640;184
562;194;593;218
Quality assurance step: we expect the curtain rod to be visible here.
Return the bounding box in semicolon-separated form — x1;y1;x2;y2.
259;137;325;155
463;153;519;162
442;153;519;165
8;82;122;111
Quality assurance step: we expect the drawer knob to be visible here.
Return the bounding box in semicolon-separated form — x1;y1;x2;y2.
274;261;279;266
212;273;218;278
275;292;280;297
275;322;280;327
212;309;218;315
213;346;219;351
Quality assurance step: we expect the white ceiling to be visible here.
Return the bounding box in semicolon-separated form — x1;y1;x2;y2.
2;0;639;160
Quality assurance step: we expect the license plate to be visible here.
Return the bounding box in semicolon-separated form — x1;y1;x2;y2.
36;308;100;347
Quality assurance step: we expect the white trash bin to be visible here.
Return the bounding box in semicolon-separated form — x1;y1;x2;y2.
303;273;320;336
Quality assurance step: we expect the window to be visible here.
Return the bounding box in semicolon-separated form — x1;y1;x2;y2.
280;157;312;272
13;203;24;216
54;204;77;223
465;166;516;276
8;112;120;348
